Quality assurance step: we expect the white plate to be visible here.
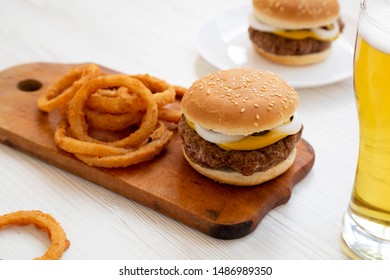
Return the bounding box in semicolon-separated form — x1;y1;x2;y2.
197;4;354;88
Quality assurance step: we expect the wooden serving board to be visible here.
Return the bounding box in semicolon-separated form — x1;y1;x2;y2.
0;63;315;239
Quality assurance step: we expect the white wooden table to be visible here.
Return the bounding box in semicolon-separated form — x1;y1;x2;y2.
0;0;361;259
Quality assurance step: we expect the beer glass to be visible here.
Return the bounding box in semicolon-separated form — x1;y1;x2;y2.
341;0;390;259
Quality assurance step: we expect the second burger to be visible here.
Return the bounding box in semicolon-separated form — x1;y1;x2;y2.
248;0;345;65
178;68;303;186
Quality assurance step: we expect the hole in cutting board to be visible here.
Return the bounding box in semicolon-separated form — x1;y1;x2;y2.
17;79;42;92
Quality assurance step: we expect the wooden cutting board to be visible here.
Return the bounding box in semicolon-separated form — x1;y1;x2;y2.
0;63;315;239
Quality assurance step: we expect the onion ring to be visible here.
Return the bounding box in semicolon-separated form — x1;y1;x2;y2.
0;210;70;260
37;64;100;112
85;108;143;131
158;107;182;123
75;122;172;168
131;74;176;107
86;86;142;114
67;75;158;148
86;74;176;114
37;65;177;168
54;119;130;156
173;85;187;98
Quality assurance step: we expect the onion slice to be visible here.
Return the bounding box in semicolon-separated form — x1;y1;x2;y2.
312;20;340;40
250;13;340;41
194;123;246;144
193;114;302;145
249;13;278;32
273;114;302;135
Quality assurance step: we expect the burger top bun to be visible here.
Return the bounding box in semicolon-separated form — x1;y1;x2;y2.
253;0;340;29
181;68;298;136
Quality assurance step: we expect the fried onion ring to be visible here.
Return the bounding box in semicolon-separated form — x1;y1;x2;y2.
75;122;172;168
67;75;158;148
0;210;70;260
86;74;176;114
85;108;143;131
55;119;130;156
86;86;142;114
37;64;100;112
173;85;187;98
158;107;182;123
131;74;176;107
36;64;181;168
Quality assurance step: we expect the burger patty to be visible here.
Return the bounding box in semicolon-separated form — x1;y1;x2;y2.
248;18;345;56
178;116;302;176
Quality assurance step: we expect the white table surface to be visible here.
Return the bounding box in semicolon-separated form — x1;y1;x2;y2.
0;0;361;260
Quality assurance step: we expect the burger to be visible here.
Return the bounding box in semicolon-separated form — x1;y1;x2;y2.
178;68;303;186
248;0;344;65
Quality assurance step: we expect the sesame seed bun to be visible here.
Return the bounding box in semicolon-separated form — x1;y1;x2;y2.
253;0;340;29
181;68;299;135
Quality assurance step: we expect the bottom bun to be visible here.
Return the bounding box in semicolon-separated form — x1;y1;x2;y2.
183;148;297;186
253;44;331;66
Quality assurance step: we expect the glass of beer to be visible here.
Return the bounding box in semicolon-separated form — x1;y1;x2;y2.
341;0;390;259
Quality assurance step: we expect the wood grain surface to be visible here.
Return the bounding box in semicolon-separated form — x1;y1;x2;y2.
0;63;315;239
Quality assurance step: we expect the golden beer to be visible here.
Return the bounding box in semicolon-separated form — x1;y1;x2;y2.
351;35;390;225
342;0;390;259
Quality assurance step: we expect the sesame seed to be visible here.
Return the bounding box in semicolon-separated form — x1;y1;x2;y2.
254;104;259;108
254;122;258;126
240;108;245;113
256;114;260;120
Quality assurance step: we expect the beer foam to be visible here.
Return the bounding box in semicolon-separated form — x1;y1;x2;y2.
359;0;390;54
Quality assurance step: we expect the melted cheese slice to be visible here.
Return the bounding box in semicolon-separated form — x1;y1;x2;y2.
216;130;288;151
249;13;340;42
274;28;339;41
186;118;288;151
